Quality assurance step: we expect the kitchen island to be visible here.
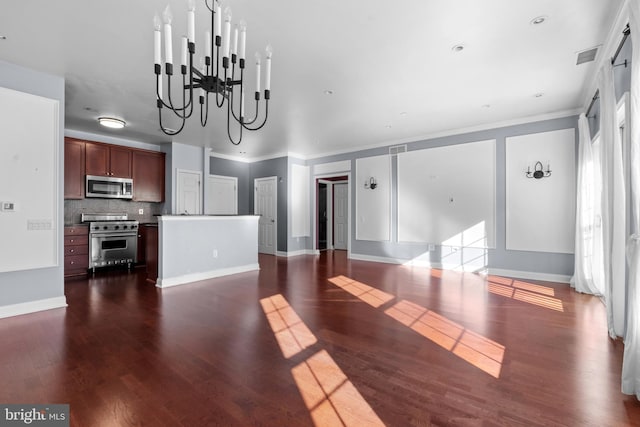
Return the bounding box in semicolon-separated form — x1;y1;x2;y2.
153;215;259;288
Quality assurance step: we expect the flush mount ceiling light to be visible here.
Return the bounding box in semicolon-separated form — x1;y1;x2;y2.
530;16;547;25
98;117;126;129
153;0;272;145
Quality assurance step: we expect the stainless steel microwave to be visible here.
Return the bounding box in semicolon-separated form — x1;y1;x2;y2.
85;175;133;199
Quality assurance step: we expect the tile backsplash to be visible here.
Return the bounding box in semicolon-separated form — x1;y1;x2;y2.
64;199;164;225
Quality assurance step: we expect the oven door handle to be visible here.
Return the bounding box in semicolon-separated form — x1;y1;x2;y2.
90;232;137;238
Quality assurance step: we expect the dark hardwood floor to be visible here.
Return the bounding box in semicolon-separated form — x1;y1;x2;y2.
1;251;639;426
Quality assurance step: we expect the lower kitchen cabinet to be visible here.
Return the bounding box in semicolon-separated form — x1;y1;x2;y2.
144;224;158;284
64;225;89;278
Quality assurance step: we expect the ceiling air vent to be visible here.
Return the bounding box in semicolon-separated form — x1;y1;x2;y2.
576;47;599;65
389;145;407;156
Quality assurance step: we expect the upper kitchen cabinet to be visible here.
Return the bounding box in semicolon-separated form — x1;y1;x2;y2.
132;150;165;202
64;138;85;199
85;141;132;178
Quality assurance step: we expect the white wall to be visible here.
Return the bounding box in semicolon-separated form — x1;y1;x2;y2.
397;140;496;248
290;164;310;237
0;87;59;273
506;128;576;253
356;155;390;241
0;60;66;316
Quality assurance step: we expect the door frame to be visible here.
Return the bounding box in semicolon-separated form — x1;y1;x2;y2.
254;176;278;255
176;168;202;215
313;174;350;255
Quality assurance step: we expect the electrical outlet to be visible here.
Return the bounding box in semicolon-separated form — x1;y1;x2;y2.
138;208;144;215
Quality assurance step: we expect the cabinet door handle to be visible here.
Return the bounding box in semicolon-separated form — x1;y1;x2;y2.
70;239;74;243
70;249;74;253
70;261;75;265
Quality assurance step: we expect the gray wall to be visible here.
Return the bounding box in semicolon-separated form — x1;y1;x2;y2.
307;116;579;277
209;156;251;214
0;60;65;306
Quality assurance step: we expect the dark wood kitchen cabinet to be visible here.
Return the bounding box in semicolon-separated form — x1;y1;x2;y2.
64;225;89;278
144;224;159;284
64;138;85;199
85;141;132;178
132;150;165;202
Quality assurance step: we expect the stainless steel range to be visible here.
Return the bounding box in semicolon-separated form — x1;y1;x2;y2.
82;213;138;272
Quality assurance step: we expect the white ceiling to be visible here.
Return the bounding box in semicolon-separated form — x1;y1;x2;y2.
0;0;624;159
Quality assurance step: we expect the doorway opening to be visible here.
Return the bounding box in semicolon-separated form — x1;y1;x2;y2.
315;175;349;252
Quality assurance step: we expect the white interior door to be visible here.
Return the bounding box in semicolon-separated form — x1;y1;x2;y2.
334;183;348;250
177;169;202;215
255;177;277;255
206;175;238;214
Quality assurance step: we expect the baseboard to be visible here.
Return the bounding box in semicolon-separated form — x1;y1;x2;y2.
486;268;571;284
156;263;260;288
276;250;317;257
349;253;571;283
349;253;405;265
0;296;68;319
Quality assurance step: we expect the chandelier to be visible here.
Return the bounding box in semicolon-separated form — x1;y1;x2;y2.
153;0;271;145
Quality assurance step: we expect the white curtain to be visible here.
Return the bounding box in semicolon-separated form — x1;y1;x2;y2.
571;114;602;295
622;3;640;399
598;61;627;339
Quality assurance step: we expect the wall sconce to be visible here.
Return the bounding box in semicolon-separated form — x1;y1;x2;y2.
364;177;377;189
526;161;551;179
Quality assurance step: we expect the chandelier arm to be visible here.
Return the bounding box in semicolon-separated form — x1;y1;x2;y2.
164;73;193;116
242;97;260;125
158;104;187;136
242;99;269;131
205;0;214;13
228;67;244;124
226;91;243;145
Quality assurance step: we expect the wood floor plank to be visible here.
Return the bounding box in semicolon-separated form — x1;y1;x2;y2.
0;251;638;426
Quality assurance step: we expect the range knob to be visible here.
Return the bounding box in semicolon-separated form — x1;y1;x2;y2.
103;226;108;230
114;225;120;230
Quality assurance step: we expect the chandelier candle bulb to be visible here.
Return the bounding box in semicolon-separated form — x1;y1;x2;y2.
255;53;261;93
205;30;211;58
222;8;232;59
231;26;238;57
214;2;221;39
187;0;195;42
265;45;272;91
181;37;188;68
153;15;162;65
239;21;246;60
163;6;173;64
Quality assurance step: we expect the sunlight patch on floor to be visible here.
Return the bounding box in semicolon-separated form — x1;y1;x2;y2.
260;294;317;359
328;276;506;378
328;275;395;308
262;294;384;426
292;350;385;427
385;300;504;378
487;276;564;312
